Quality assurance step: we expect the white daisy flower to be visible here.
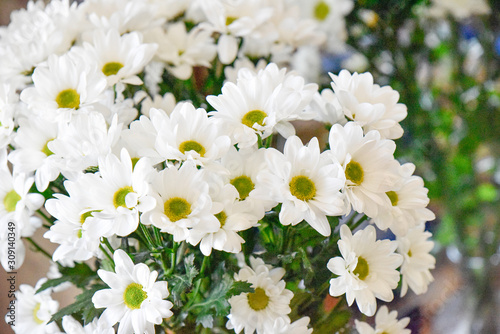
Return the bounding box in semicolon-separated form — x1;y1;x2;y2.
139;92;176;117
141;161;220;245
207;63;317;148
155;102;231;168
0;84;17;149
7;116;60;192
92;249;173;334
61;315;115;334
328;122;400;218
327;225;403;316
150;22;216;80
256;135;346;236
309;88;346;127
81;29;158;86
355;306;411;334
227;257;294;334
397;224;435;296
9;278;60;334
267;316;313;334
20;53;107;122
329;70;408;140
371;162;436;236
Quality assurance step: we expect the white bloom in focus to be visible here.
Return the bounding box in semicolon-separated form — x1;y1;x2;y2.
92;249;173;334
309;88;346;127
207;63;317;148
372;162;436;236
81;29;158;86
330;70;407;140
141;162;220;245
256;136;346;236
397;224;435;296
328;122;400;218
227;257;294;334
139;92;176;117
9;279;60;334
327;225;402;316
355;306;410;334
224;58;268;84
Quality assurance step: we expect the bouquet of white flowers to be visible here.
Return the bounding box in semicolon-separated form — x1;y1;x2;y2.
1;1;436;333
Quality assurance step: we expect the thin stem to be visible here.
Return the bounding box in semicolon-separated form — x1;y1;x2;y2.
25;237;52;259
99;244;115;269
139;224;156;251
102;238;115;254
37;210;54;225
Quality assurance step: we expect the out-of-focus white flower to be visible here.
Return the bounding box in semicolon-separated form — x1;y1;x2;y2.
327;225;402;316
426;0;490;20
92;249;173;334
397;224;435;296
227;257;294;334
355;305;411;334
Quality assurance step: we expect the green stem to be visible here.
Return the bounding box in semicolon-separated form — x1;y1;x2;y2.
25;237;52;259
139;224;156;251
99;244;115;269
37;210;54;225
102;238;115;254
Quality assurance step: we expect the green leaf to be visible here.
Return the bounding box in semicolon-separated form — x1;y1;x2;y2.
169;254;199;305
49;284;107;324
476;183;498;202
36;263;96;293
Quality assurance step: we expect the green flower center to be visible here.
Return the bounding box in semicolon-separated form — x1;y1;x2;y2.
33;303;44;324
226;16;237;26
247;287;269;311
123;282;148;310
215;211;227;227
131;157;139;169
164;197;191;222
78;210;101;238
242;110;267;129
179;140;206;157
314;1;330;21
353;256;369;280
289;175;316;201
113;186;134;208
345;160;364;185
386;191;398;206
42;139;54;156
56;89;80;109
230;175;255;200
3;190;21;213
102;62;124;76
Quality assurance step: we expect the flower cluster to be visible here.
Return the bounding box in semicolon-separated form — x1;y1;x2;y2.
1;0;436;333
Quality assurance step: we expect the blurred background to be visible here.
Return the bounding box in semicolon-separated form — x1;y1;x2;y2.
0;0;499;333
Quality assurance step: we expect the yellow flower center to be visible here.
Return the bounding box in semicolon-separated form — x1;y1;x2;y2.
386;191;398;206
247;287;269;311
32;303;44;324
179;140;206;157
164;197;191;222
289;175;316;201
42;139;54;156
215;211;227;227
3;190;21;213
230;175;255;200
226;16;237;26
242;110;267;129
408;249;413;257
123;283;148;310
113;186;134;208
56;89;80;109
314;1;330;21
102;62;124;76
78;210;101;238
353;256;369;280
345;160;364;185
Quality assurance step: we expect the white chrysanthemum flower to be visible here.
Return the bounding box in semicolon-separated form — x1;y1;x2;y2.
329;70;407;140
81;29;157;86
92;249;173;334
256;136;346;236
8;116;60;192
328;122;400;218
61;315;115;334
309;88;347;126
50;112;122;180
207;63;317;148
0;84;17;149
138;92;176;117
426;0;490;20
199;0;274;64
327;225;403;316
372;162;436;236
267;316;313;334
150;22;216;80
20;53;107;122
355;306;411;334
9;278;60;334
141;162;220;245
81;149;156;237
223;58;269;84
227;257;294;334
155;102;231;168
397;224;435;296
